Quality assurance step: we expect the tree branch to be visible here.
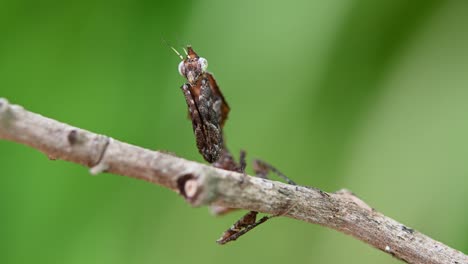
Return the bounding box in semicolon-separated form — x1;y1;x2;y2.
0;98;466;264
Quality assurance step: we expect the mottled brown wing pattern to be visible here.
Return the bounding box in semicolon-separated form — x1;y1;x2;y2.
180;78;223;163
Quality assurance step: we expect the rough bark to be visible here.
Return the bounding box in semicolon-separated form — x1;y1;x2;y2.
0;98;466;264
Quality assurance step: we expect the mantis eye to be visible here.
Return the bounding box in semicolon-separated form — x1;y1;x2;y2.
178;61;185;76
199;57;208;72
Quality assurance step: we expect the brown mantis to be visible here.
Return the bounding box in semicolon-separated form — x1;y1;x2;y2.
174;46;296;244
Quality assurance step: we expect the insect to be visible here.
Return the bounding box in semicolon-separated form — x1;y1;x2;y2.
175;46;231;165
173;45;296;244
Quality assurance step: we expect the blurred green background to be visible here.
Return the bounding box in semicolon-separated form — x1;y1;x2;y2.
1;0;467;263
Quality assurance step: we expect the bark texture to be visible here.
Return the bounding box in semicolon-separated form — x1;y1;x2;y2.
0;98;466;264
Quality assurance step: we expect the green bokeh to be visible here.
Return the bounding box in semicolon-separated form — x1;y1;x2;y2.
1;1;467;263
